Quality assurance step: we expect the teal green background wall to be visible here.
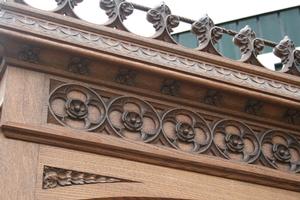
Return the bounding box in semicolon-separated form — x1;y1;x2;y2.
173;6;300;60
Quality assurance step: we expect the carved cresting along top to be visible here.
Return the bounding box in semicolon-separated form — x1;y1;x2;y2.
9;0;300;76
0;1;300;102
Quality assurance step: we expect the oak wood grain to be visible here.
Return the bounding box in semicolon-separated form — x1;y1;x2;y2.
0;67;46;200
2;121;300;193
35;144;300;200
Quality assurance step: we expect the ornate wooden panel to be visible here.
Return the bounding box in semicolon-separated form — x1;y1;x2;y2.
0;1;300;199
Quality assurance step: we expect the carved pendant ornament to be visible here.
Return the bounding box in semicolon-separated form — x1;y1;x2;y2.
48;83;300;173
48;84;106;131
43;166;134;189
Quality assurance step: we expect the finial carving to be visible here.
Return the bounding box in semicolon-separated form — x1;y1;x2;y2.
53;0;82;17
147;3;179;43
273;36;300;76
191;15;222;54
233;25;264;65
100;0;134;30
56;0;83;8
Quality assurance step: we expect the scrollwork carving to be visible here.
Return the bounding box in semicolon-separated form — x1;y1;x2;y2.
212;120;260;163
261;130;300;173
43;165;134;189
191;15;223;55
146;2;179;43
100;0;134;31
48;84;106;131
233;25;264;66
273;36;300;76
107;96;161;142
161;109;212;153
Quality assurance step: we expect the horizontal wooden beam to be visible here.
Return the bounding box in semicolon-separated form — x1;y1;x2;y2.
2;121;300;192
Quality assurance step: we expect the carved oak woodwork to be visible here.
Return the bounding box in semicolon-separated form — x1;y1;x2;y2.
0;1;300;199
43;165;135;189
47;82;300;174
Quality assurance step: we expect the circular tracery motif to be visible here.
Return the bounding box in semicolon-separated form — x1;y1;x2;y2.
48;84;106;131
261;130;300;173
107;96;161;142
212;120;260;163
162;109;212;153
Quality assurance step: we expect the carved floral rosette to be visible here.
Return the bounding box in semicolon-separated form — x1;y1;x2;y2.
161;109;212;153
48;84;106;131
260;130;300;173
107;96;161;142
212;120;260;163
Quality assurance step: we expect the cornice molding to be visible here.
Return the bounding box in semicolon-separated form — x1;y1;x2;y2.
0;3;300;103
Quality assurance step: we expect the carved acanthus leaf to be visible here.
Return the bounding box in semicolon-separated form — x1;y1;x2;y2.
233;25;264;65
273;36;300;76
100;0;134;30
191;15;222;54
43;166;135;189
53;0;82;17
146;3;179;43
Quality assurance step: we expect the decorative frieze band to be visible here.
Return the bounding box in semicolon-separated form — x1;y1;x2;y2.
0;8;300;101
48;83;300;174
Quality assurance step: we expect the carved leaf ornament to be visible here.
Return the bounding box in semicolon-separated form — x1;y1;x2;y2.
12;0;300;76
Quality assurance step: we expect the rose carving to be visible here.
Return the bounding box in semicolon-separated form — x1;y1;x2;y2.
261;130;300;172
49;84;106;131
176;122;195;143
225;134;244;153
162;109;212;153
122;111;143;131
212;120;260;163
65;99;88;119
273;144;291;163
107;96;161;142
